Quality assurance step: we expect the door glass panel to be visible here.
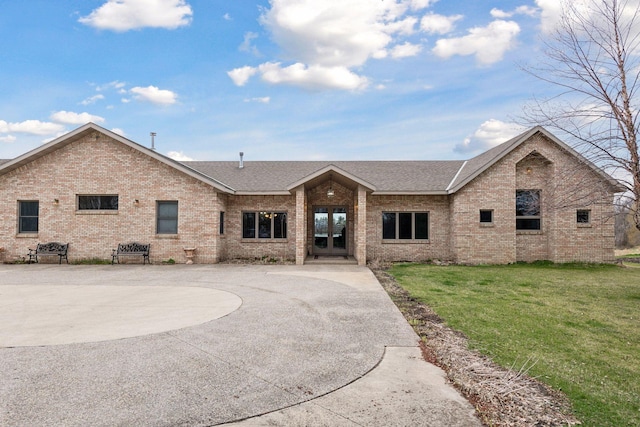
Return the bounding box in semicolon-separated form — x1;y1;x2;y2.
314;209;329;250
333;210;347;250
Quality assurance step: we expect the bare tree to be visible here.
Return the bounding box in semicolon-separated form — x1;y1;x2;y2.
524;0;640;230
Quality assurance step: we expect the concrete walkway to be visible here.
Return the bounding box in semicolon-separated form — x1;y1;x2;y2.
0;264;480;426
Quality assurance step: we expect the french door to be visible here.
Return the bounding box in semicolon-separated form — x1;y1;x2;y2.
313;207;347;255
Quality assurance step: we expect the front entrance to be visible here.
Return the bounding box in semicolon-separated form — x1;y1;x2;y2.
313;207;347;255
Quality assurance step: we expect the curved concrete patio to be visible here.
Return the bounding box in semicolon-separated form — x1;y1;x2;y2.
0;264;480;426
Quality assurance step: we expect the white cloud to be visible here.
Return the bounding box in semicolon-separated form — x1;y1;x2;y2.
228;66;258;87
239;32;260;55
167;150;194;161
491;6;538;19
244;97;271;104
130;86;178;105
96;80;127;92
390;42;422;58
238;0;430;90
535;0;563;34
420;13;463;35
50;111;105;125
111;128;126;136
0;120;65;136
80;94;105;105
409;0;437;10
223;13;232;21
79;0;193;32
260;0;410;68
257;62;369;91
0;135;16;143
455;119;526;153
432;20;520;65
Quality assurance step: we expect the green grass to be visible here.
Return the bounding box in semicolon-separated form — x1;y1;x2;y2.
388;262;640;427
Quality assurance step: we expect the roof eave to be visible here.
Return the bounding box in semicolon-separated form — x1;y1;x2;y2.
234;191;292;196
371;191;449;196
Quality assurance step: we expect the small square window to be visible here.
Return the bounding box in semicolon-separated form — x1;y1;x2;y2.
480;210;493;223
577;210;590;224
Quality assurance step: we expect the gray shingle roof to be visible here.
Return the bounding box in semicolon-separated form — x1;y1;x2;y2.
183;160;465;193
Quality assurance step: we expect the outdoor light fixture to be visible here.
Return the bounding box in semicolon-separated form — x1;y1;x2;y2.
327;175;335;198
526;167;533;174
53;198;59;205
134;199;140;206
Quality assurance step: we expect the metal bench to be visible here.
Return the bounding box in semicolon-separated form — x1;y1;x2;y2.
112;242;150;265
28;242;69;264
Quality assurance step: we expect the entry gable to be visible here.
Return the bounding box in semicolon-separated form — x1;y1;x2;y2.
0;123;235;194
285;164;376;192
447;126;624;194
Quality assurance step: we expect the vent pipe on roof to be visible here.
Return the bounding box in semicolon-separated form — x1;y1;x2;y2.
239;152;244;169
150;132;156;150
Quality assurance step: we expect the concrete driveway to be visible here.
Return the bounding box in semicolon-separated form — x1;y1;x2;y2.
0;264;480;426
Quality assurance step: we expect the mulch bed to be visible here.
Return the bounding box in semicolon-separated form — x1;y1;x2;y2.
372;267;581;427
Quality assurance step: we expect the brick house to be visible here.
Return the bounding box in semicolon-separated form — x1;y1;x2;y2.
0;123;623;265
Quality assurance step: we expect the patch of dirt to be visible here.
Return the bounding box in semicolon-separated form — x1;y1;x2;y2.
373;268;581;427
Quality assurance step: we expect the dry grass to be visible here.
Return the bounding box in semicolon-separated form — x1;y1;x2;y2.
374;268;579;427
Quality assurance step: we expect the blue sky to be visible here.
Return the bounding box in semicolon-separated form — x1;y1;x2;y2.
0;0;563;161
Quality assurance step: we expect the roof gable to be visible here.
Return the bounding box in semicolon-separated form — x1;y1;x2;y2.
0;123;235;194
446;126;624;193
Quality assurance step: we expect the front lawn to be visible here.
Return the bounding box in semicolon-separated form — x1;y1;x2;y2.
388;262;640;427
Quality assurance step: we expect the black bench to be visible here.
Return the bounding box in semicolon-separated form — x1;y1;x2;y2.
28;242;69;264
112;242;150;265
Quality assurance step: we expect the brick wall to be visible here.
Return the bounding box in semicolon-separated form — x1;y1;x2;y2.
225;194;297;261
0;129;617;265
0;132;224;264
366;194;452;263
450;132;616;264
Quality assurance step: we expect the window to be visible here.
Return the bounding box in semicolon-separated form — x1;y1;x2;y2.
577;209;591;224
480;210;493;223
220;212;225;235
382;212;429;240
78;195;118;210
157;201;178;234
242;211;287;239
516;190;541;230
19;201;39;233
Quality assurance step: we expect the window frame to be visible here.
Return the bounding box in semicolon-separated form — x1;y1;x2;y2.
18;200;39;234
381;211;429;241
242;211;288;240
479;209;494;225
77;194;119;211
577;209;591;226
220;211;225;235
516;189;541;231
156;201;178;235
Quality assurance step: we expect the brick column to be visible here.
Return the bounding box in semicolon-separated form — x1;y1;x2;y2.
356;185;367;265
295;185;306;265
